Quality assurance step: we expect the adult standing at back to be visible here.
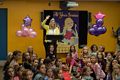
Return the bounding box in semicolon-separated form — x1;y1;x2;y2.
42;15;60;57
42;15;60;36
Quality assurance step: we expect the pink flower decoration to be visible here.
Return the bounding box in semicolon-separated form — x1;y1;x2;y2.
94;12;105;19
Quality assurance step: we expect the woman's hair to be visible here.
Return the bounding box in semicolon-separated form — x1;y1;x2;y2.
48;44;56;53
3;50;21;71
81;46;89;54
109;59;118;74
115;54;120;64
97;52;104;60
90;44;98;52
22;52;30;62
16;66;24;75
27;46;33;54
38;58;44;65
43;58;51;65
22;69;33;80
99;46;105;52
4;66;14;80
37;63;45;70
112;64;120;79
49;18;59;29
45;68;53;77
55;58;60;67
90;55;98;63
49;44;54;49
70;45;76;53
105;51;114;57
53;68;61;79
113;64;120;69
82;66;89;76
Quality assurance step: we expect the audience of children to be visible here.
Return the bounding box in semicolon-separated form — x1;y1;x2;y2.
3;44;120;80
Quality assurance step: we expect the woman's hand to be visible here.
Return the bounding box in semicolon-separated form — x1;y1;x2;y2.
46;15;50;20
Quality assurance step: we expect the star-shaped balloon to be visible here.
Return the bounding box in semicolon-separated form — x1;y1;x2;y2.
94;12;105;19
23;16;32;27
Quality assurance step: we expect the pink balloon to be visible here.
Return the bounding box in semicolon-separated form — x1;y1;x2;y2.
94;12;105;19
23;27;29;32
29;28;33;32
21;24;25;30
22;24;25;27
22;30;29;37
22;27;29;37
16;30;22;37
30;31;37;38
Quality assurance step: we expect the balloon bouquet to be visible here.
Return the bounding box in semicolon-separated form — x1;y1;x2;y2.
16;16;37;38
89;12;107;36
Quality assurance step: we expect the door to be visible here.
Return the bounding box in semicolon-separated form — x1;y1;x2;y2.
0;8;7;60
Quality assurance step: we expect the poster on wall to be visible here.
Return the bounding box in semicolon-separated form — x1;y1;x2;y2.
42;10;79;53
53;10;79;45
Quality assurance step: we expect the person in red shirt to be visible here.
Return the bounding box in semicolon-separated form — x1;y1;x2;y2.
62;63;71;80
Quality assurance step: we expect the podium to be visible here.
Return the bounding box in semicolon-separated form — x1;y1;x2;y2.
45;35;64;41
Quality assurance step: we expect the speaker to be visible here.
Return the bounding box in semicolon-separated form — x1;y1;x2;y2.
59;1;70;10
42;10;54;41
79;11;88;48
42;10;57;57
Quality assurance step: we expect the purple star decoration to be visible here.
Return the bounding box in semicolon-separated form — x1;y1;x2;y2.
23;16;32;27
89;12;107;36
